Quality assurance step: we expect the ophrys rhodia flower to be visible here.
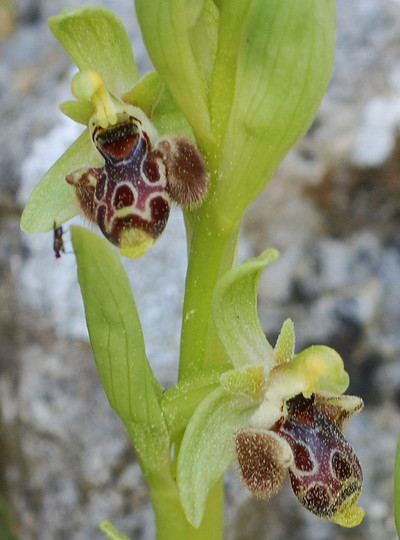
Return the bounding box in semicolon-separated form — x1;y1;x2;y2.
66;72;208;257
175;250;364;528
20;7;208;257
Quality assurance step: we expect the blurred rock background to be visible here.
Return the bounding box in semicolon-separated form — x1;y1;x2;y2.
1;0;400;538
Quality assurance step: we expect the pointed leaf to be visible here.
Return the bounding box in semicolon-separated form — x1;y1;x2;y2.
177;387;256;527
20;130;102;233
71;226;164;430
49;6;139;98
212;248;279;370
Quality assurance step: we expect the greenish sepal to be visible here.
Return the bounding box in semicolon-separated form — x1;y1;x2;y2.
212;248;279;371
20;129;102;233
60;99;95;125
99;521;131;540
123;72;194;138
71;226;165;428
177;387;257;528
219;366;265;401
273;318;295;364
160;366;230;440
49;6;139;98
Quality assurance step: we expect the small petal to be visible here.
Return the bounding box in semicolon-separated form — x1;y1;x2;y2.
122;72;194;138
235;428;292;499
273;318;295;364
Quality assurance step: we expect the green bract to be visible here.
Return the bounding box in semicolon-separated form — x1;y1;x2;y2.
212;248;278;370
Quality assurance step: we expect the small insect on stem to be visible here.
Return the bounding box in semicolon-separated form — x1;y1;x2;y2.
53;222;66;259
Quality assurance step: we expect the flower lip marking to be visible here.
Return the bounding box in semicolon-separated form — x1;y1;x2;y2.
92;121;141;163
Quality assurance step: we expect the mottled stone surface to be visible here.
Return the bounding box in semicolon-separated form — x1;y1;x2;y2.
1;0;400;539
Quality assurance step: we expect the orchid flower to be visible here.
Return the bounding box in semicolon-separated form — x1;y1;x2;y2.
174;250;364;528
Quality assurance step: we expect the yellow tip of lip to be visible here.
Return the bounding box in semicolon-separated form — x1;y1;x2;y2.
330;505;365;528
118;229;155;258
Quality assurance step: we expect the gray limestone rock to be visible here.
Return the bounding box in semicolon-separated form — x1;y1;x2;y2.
1;0;400;538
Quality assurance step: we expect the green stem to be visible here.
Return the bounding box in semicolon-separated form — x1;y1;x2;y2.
394;433;400;537
151;478;224;540
179;200;239;379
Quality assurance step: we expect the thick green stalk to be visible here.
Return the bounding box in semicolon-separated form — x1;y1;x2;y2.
179;197;239;379
151;478;223;540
